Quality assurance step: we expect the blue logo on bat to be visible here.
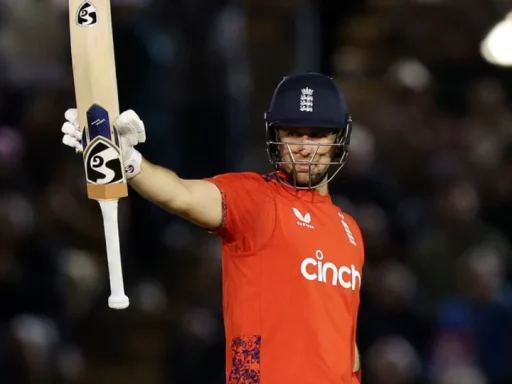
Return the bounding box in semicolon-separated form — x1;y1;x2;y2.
83;104;123;184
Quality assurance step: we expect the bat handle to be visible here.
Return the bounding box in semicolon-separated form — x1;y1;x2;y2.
98;199;129;309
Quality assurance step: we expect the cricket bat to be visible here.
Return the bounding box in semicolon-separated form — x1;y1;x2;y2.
69;0;129;309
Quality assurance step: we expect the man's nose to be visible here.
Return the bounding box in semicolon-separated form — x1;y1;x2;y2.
299;143;313;157
298;136;316;154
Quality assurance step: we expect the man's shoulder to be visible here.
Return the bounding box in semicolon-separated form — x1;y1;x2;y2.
209;171;277;185
336;209;365;260
204;172;278;202
337;210;357;224
337;210;362;234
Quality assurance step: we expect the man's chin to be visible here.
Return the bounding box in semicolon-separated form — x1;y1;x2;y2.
281;169;328;188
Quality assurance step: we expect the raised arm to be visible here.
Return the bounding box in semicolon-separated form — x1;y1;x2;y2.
61;108;223;230
129;158;223;229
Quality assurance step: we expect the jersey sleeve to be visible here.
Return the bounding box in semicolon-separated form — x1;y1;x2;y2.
204;172;275;254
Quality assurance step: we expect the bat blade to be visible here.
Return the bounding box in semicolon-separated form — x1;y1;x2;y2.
69;0;129;310
69;0;127;200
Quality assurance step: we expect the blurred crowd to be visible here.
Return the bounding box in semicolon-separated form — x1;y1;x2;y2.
1;0;512;383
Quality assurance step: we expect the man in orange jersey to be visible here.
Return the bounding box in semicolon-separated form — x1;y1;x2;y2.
61;72;364;383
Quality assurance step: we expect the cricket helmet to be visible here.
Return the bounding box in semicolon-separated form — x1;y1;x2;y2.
264;72;352;188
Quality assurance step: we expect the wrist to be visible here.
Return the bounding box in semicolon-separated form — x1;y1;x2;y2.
123;148;142;179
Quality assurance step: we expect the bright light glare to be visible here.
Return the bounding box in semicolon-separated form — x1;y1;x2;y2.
481;12;512;67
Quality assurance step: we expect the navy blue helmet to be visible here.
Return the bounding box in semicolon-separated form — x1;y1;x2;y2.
264;72;352;188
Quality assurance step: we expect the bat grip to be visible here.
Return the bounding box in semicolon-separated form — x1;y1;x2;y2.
98;199;129;309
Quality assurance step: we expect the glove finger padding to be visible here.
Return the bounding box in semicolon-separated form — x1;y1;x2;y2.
61;121;82;139
62;134;78;148
114;110;146;146
65;108;79;128
62;133;83;152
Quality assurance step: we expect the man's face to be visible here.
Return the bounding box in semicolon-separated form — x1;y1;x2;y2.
278;127;338;187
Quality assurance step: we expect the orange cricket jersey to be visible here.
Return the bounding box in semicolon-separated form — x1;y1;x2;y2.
205;171;365;384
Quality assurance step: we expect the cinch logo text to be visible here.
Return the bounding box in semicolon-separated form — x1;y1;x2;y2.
300;250;361;290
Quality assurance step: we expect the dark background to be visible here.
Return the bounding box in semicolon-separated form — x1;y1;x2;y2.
1;0;512;383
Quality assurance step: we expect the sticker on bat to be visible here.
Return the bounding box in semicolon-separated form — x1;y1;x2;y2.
76;1;98;27
83;137;124;184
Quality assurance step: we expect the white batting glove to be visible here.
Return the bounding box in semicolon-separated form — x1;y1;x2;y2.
61;108;146;179
61;109;83;152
